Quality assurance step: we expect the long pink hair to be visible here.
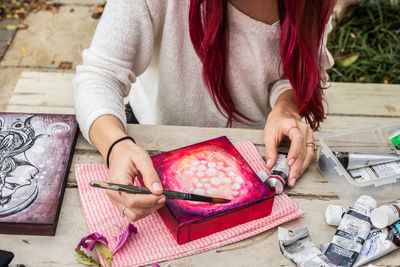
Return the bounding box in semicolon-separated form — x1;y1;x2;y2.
189;0;334;130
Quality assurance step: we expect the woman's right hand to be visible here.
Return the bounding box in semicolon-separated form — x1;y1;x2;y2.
106;139;166;222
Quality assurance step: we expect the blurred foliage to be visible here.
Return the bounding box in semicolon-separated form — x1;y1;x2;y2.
0;0;59;21
327;0;400;84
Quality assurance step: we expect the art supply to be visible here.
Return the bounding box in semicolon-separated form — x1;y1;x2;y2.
349;160;400;183
332;151;400;170
278;227;334;267
320;221;400;267
140;136;275;244
325;195;377;267
325;205;350;226
0;113;78;236
371;200;400;228
389;128;400;150
90;181;231;204
264;154;289;194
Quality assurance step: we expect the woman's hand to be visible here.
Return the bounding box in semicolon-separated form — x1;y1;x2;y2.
106;140;166;222
89;115;166;223
264;91;317;187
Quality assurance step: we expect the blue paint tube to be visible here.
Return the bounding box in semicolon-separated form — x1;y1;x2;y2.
324;195;377;267
321;221;400;267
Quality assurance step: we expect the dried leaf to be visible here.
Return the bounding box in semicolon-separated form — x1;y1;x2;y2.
335;52;360;67
91;6;104;19
59;61;72;69
350;32;356;38
383;76;390;84
6;25;17;31
17;23;28;29
20;46;28;53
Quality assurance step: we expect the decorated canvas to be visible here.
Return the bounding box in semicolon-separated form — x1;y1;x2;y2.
147;136;274;244
0;113;78;235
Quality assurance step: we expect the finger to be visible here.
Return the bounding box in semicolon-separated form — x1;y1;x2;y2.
264;131;279;169
134;151;163;195
107;189;166;209
114;201;143;222
286;126;305;167
301;129;317;174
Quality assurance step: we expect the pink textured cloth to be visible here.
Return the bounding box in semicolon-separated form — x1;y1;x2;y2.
75;141;304;266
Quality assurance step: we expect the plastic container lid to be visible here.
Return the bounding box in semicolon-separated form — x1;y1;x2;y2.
371;205;397;229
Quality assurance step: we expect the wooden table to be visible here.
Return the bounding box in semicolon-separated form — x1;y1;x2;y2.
1;72;400;266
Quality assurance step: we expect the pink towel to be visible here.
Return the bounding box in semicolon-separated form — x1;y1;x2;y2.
75;141;304;267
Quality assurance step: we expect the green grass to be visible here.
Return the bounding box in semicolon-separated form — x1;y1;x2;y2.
327;0;400;84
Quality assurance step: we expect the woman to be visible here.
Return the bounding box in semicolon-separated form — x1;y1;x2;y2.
73;0;334;222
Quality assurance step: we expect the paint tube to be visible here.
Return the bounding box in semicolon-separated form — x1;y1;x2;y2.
389;128;400;150
278;227;334;267
325;205;350;226
332;151;400;170
320;221;400;267
371;200;400;229
264;154;289;194
324;195;377;267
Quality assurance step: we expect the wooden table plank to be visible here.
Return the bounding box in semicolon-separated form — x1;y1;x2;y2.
326;82;400;117
2;190;398;267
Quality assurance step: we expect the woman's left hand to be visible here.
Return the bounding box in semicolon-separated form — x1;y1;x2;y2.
264;97;317;188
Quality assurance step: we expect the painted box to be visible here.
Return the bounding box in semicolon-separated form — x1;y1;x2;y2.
148;136;274;244
0;113;78;235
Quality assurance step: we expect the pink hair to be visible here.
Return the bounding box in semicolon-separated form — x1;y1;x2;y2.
189;0;334;130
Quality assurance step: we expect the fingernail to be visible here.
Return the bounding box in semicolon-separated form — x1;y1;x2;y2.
157;197;166;204
152;182;163;192
266;159;272;168
288;178;296;187
288;159;295;166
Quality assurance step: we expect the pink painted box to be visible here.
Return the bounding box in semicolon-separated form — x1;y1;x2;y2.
140;136;274;244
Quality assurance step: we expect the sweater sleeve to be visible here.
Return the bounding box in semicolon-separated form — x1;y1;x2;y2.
72;0;159;143
269;18;335;109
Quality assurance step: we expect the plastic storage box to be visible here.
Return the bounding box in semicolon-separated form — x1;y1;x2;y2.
319;121;400;204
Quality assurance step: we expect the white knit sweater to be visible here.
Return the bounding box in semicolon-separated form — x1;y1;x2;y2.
73;0;334;142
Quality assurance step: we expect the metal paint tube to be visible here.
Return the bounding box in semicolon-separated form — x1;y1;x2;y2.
325;205;350;226
278;227;334;267
371;200;400;229
264;154;289;194
332;151;400;170
320;221;400;267
389;128;400;150
325;195;377;267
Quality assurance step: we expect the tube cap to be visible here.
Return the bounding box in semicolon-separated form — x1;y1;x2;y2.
325;205;348;226
371;206;395;229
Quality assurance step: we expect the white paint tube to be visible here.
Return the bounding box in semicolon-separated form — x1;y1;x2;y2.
324;195;377;267
325;205;350;226
320;221;400;267
371;200;400;229
278;227;334;267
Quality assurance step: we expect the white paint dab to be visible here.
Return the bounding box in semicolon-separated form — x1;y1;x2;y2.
233;191;240;196
206;168;217;176
234;176;244;183
211;177;222;185
207;162;216;168
196;183;203;188
198;165;207;171
193;188;205;195
196;172;205;177
232;183;241;190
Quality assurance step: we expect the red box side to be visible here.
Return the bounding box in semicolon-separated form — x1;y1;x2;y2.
176;195;274;244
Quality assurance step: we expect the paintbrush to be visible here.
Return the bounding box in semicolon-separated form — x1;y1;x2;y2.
89;181;231;204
